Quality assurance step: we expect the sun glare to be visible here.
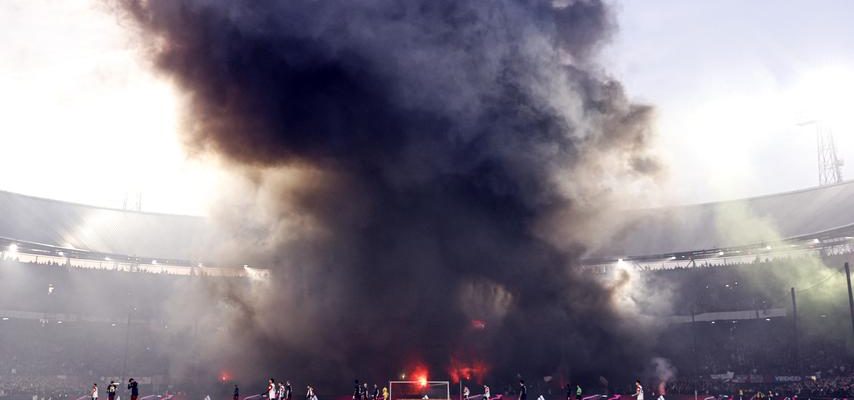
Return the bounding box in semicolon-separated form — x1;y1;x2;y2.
0;0;222;215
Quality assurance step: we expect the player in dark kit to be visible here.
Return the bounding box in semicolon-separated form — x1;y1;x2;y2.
128;378;139;400
107;381;117;400
373;385;380;400
286;381;293;400
234;385;240;400
518;381;527;400
354;380;362;400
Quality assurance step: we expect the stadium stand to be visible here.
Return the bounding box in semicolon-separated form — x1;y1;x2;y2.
0;191;254;399
0;259;247;399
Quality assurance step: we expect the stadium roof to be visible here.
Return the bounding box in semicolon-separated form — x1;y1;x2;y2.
0;190;213;262
586;180;854;261
4;180;854;265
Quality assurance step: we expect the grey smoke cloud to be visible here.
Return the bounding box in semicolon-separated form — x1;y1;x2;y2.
111;0;663;390
649;357;677;395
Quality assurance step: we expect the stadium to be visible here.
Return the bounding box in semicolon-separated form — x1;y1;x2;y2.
0;189;260;400
4;2;854;400
2;181;853;400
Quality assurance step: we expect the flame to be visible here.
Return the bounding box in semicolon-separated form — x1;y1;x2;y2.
408;364;430;387
448;358;488;384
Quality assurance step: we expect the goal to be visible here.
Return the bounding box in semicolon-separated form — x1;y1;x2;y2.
389;381;450;400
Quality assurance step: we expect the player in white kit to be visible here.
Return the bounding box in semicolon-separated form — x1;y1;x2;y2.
268;379;277;400
633;381;644;400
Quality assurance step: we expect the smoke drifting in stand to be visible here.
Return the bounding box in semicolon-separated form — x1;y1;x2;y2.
113;0;664;388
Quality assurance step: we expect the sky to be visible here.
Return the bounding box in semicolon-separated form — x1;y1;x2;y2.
603;0;854;204
0;0;853;214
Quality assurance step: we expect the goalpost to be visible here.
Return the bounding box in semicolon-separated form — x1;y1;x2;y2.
389;381;450;400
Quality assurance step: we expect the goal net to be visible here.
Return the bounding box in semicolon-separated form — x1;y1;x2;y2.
389;381;450;400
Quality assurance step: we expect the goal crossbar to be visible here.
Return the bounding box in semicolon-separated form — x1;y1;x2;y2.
388;381;450;400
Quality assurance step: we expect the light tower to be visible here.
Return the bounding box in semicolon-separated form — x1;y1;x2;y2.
799;120;844;186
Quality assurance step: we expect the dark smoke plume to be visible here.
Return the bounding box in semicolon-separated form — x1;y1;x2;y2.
113;0;662;390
